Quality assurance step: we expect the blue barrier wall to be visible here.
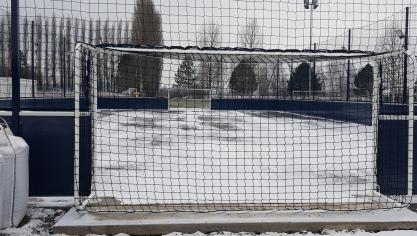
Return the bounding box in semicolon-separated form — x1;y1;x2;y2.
0;98;415;196
0;97;168;196
1;114;91;196
211;99;372;125
0;97;169;111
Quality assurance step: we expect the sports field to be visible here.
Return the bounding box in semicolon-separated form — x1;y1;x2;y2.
90;108;380;210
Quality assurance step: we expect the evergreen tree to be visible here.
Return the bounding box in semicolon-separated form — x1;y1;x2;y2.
174;56;197;88
354;64;374;96
288;62;321;94
117;0;163;96
229;59;257;96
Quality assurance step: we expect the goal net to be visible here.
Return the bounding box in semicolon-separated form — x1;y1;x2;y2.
74;43;415;212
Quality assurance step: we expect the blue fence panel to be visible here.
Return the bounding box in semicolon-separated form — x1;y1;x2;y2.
211;99;372;125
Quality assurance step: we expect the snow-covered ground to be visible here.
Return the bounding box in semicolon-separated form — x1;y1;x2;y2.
2;207;417;236
84;108;383;210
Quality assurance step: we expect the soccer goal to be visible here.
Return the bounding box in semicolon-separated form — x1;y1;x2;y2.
74;43;415;213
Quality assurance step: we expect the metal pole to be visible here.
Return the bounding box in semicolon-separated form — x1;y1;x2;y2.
308;5;313;98
403;7;409;104
31;21;35;98
347;29;351;101
11;0;21;135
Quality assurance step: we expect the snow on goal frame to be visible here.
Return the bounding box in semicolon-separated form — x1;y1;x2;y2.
74;43;415;212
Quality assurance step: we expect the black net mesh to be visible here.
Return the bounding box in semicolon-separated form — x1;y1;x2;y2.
74;43;415;212
0;0;416;212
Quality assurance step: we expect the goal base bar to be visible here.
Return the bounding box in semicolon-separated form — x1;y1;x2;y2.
54;207;417;235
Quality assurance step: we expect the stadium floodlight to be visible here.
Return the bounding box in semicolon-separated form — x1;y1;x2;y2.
304;0;319;9
395;29;406;39
304;0;320;97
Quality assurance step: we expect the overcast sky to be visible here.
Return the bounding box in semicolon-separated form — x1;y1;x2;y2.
0;0;414;51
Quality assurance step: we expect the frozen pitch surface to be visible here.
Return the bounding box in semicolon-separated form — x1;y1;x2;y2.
91;108;376;210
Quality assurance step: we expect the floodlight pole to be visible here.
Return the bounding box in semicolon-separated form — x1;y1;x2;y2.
309;5;313;98
347;29;352;101
305;0;318;99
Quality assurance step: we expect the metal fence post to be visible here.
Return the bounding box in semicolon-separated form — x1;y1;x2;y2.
11;0;21;135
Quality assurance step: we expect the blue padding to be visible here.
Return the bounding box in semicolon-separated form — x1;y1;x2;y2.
0;97;169;111
1;115;91;196
377;120;408;195
99;97;168;109
380;104;409;115
211;99;372;125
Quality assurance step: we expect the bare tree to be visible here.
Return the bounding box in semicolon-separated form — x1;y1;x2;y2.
110;22;116;44
258;65;271;96
35;16;43;89
270;60;288;97
94;19;103;90
65;18;72;91
197;22;222;91
124;21;130;44
44;18;50;89
88;19;94;44
59;18;65;90
376;20;404;102
110;22;116;91
22;17;29;79
239;18;262;48
0;16;6;76
326;60;346;95
95;19;102;44
102;18;109;91
117;0;164;96
198;22;221;48
80;19;86;43
117;20;123;44
51;15;57;88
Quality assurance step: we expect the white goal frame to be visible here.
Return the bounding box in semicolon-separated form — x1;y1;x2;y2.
73;42;416;211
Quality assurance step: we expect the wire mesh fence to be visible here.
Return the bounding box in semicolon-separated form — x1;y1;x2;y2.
0;0;416;105
0;0;416;213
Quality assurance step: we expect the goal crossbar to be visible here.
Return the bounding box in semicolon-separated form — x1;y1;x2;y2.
76;43;407;63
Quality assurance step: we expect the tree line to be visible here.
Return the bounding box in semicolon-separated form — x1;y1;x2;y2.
0;12;131;94
0;0;406;100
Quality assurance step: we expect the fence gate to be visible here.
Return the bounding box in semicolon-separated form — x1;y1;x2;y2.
377;53;415;197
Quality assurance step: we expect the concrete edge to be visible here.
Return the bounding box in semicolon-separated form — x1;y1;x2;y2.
53;208;417;235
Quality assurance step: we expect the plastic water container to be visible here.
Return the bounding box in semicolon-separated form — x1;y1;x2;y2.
0;153;4;228
0;121;29;229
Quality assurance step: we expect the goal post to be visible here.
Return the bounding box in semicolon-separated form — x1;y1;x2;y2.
74;42;415;212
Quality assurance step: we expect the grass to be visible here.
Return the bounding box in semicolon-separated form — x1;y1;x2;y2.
169;98;210;109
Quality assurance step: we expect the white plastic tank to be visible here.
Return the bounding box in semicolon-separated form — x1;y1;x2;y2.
0;119;29;229
0;153;4;228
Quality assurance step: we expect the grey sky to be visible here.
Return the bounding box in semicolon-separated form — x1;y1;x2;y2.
1;0;414;51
